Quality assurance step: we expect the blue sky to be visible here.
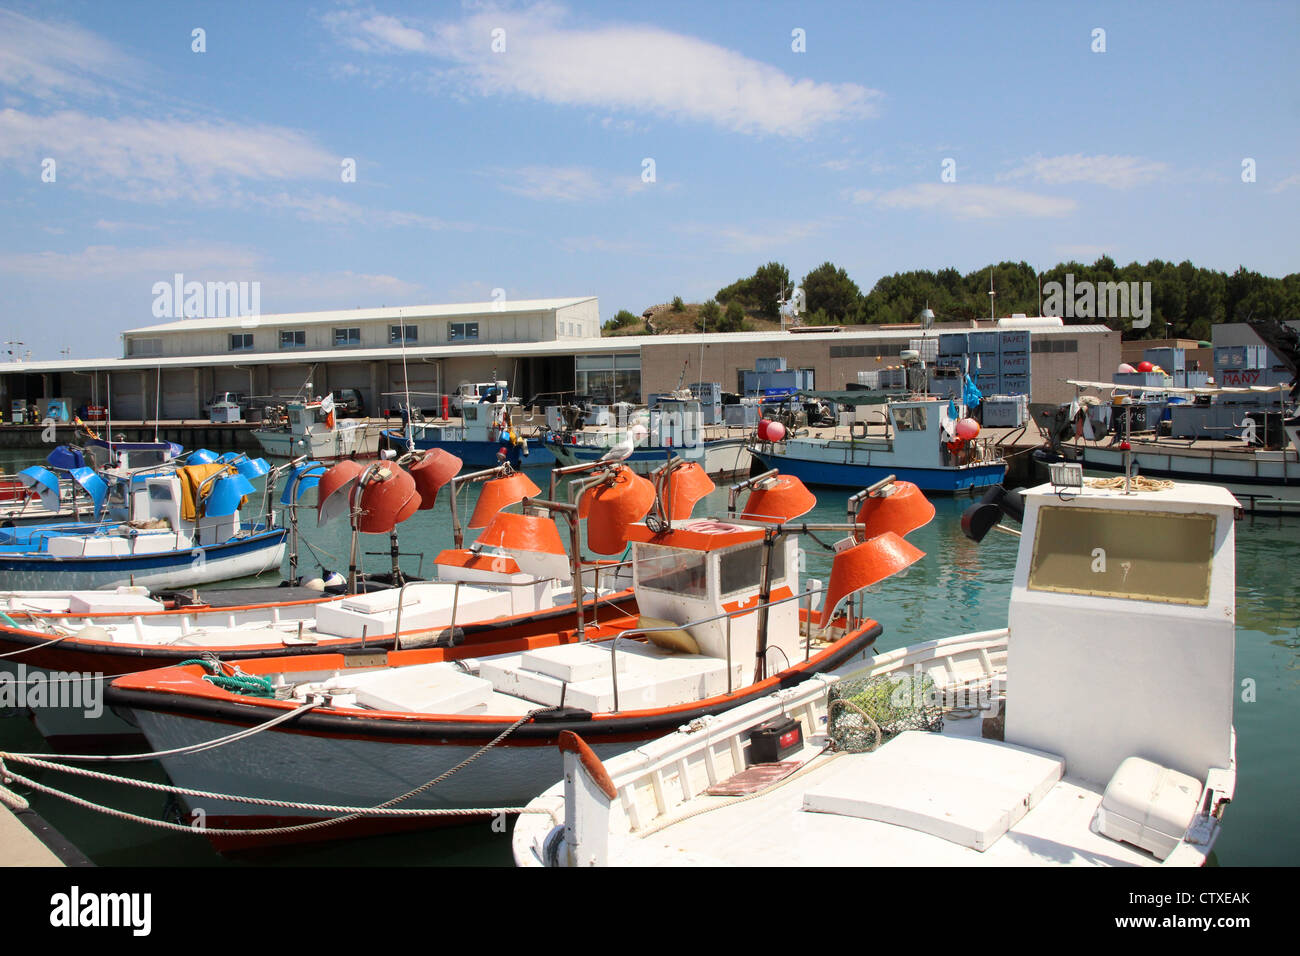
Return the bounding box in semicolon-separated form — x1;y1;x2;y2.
1;0;1296;359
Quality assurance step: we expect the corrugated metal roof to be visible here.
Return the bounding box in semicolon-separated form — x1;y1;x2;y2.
123;297;598;335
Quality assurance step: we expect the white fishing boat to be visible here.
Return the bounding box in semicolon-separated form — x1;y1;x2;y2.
546;395;751;481
0;452;637;748
515;467;1239;868
253;394;380;461
95;465;930;850
1048;379;1299;514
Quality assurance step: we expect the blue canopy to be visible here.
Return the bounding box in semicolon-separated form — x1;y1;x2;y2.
69;466;107;516
46;445;85;471
205;474;256;518
18;466;61;512
280;461;326;505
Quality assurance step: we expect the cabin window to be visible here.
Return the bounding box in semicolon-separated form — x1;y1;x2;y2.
148;484;174;501
638;546;708;599
718;541;784;597
1028;506;1216;606
279;330;306;349
893;407;928;431
333;327;361;347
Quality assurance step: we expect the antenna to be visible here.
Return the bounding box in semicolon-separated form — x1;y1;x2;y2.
988;270;996;322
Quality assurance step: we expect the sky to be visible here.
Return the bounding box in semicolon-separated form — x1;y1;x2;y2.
0;0;1297;360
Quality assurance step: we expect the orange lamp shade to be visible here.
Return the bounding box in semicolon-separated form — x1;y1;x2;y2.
475;511;565;555
819;531;925;629
468;471;542;529
741;474;816;523
357;463;421;533
657;460;715;520
316;459;366;526
854;481;935;542
409;449;462;509
580;468;656;554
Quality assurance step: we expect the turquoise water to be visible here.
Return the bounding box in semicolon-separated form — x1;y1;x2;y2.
0;449;1294;866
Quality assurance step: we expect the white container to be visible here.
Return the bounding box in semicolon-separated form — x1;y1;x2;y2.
1093;756;1202;861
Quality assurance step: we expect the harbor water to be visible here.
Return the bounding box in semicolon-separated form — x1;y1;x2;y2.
0;448;1295;866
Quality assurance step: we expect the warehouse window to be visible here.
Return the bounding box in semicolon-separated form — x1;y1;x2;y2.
831;344;904;359
576;353;640;404
1032;338;1079;354
128;337;162;357
229;333;254;351
279;330;306;349
449;322;479;342
333;327;361;347
389;325;417;345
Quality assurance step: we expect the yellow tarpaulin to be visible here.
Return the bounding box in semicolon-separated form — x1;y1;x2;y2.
176;463;233;521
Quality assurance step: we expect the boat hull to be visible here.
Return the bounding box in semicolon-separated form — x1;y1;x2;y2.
751;450;1005;494
0;529;287;591
106;620;879;849
252;427;380;461
381;431;556;468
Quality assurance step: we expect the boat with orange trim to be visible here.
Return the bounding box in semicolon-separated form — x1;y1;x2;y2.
102;468;931;849
0;451;639;749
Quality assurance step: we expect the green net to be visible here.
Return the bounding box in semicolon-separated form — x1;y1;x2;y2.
828;672;944;753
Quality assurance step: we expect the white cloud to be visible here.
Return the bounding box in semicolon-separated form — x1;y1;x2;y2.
1001;153;1169;189
493;165;649;202
0;242;261;280
324;5;879;137
851;183;1076;219
677;219;827;254
0;9;138;104
0;109;339;202
1269;173;1300;193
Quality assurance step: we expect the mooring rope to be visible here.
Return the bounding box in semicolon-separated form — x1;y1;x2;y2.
0;705;555;838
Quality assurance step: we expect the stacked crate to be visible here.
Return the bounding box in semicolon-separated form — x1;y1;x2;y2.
996;329;1031;396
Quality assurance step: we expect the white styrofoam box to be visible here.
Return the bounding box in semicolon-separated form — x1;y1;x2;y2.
69;591;165;614
802;732;1064;852
47;536;131;558
521;643;628;683
344;664;495;714
131;531;183;555
1094;756;1202;861
480;642;741;712
314;583;501;640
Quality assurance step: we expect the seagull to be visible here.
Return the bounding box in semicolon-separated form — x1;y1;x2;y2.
601;433;635;462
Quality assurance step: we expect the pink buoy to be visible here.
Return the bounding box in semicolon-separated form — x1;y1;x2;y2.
756;419;771;441
955;418;980;440
766;421;786;442
1117;363;1136;373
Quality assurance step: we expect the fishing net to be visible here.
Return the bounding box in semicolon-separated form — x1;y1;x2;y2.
828;672;944;753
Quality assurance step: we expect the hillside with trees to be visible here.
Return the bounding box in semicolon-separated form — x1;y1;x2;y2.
600;258;1299;341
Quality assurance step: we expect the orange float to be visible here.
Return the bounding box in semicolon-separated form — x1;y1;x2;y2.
579;468;656;554
408;449;462;509
656;460;715;520
316;460;366;526
820;531;925;629
741;474;816;523
468;471;542;529
357;463;421;533
475;511;566;556
854;481;935;542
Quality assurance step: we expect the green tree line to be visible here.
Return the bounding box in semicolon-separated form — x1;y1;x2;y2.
713;258;1300;340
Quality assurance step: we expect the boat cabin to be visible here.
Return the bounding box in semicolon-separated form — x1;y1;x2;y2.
626;519;804;685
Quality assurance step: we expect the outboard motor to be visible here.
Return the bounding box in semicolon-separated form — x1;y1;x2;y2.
960;483;1025;543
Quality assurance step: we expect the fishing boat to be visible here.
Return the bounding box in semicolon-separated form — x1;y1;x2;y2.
515;465;1238;868
0;453;285;592
545;394;751;481
751;395;1007;493
0;452;636;748
1041;379;1299;514
381;391;554;469
99;465;930;849
253;394;381;461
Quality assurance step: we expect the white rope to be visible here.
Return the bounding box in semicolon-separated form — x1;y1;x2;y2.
1;705;555;839
2;699;321;763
